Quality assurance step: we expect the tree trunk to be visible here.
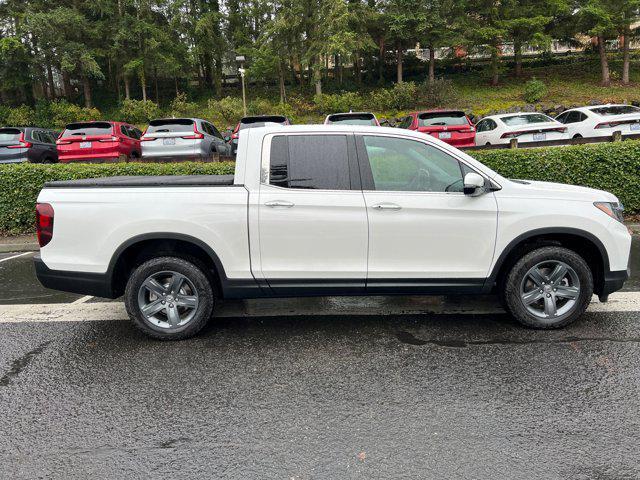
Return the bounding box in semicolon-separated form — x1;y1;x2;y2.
514;40;523;77
490;46;499;86
154;68;159;103
378;37;385;84
141;72;147;101
622;31;630;85
278;61;286;103
124;76;131;100
428;46;435;84
62;71;72;99
175;77;179;96
46;59;55;99
396;42;403;83
82;76;92;108
597;35;610;86
313;56;322;95
355;51;362;84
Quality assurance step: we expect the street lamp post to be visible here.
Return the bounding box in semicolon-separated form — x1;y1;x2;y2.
236;55;247;117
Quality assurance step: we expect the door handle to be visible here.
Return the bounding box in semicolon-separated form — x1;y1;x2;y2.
371;203;402;210
264;200;295;208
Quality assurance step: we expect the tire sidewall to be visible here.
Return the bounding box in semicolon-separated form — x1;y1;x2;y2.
504;247;593;329
124;256;214;340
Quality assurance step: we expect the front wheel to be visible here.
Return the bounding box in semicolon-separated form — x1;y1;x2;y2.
124;256;214;340
503;246;593;329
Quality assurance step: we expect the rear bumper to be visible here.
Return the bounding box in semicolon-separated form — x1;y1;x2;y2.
34;255;116;298
0;156;28;164
58;153;123;163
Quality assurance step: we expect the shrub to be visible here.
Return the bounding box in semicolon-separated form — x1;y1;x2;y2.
523;78;547;103
313;92;365;114
168;93;199;118
421;78;458;108
0;162;235;234
117;99;162;125
5;105;36;126
45;100;101;130
207;96;244;124
369;82;418;112
470;141;640;214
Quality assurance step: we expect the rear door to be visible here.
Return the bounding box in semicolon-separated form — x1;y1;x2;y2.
256;133;368;294
356;133;498;291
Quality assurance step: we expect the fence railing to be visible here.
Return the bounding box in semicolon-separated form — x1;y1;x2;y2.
460;132;640;151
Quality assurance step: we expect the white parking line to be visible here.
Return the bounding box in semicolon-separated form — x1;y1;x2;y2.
71;295;94;304
0;252;32;263
0;292;638;324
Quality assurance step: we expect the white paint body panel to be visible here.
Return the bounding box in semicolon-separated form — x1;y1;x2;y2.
555;105;640;139
38;125;631;290
475;114;568;146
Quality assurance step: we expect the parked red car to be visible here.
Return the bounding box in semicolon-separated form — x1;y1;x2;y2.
398;110;476;147
56;121;143;163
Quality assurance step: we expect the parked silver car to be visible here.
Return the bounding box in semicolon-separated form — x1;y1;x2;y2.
141;118;231;161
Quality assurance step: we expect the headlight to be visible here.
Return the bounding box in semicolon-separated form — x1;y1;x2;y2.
594;201;625;223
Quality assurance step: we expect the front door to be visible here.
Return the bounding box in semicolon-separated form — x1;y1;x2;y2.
356;134;498;292
257;133;368;294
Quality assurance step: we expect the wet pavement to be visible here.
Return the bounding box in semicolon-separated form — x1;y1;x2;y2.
0;238;639;478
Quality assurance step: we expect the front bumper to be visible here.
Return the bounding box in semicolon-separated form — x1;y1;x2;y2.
34;255;116;298
601;267;630;296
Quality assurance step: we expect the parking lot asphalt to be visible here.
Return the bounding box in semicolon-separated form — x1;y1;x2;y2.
0;239;639;479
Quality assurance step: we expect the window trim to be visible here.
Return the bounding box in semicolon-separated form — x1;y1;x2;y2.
354;133;493;195
261;132;361;191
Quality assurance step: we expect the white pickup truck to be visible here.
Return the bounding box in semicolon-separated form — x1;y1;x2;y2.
35;125;631;340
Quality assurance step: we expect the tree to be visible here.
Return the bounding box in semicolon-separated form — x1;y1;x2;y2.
383;0;425;83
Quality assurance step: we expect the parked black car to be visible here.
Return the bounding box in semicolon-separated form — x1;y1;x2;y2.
0;127;59;164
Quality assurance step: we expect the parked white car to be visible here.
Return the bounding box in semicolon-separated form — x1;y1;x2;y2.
475;113;568;146
34;125;631;340
555;104;640;139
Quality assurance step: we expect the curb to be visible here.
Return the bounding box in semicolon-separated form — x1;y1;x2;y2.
0;243;39;253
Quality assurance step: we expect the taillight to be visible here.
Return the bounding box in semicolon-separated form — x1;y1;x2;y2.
7;132;32;149
231;132;239;140
36;203;54;247
595;122;614;129
56;139;72;145
140;137;157;141
182;123;205;140
98;136;120;143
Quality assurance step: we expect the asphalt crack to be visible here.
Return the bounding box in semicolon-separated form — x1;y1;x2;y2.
396;331;640;348
0;341;51;387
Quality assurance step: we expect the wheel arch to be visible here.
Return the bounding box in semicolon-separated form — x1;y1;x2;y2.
108;233;230;298
486;227;609;295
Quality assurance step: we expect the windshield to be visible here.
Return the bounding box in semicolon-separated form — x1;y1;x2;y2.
0;128;22;142
418;112;468;127
590;105;640;116
327;114;376;125
62;122;113;137
501;114;553;126
147;119;195;133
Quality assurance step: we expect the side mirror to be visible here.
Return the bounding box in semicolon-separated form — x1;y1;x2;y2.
463;172;485;196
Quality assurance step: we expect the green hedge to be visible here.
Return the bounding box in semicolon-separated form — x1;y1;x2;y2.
470;141;640;214
0;162;235;234
0;141;638;235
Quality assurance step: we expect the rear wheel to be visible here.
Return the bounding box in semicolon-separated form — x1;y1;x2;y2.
503;246;593;329
124;256;214;340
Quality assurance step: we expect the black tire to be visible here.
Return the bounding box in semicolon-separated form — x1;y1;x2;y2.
42;156;55;164
124;256;214;340
503;246;593;329
573;134;582;139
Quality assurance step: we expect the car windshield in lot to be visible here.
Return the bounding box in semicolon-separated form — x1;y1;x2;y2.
590;105;640;116
501;114;554;126
0;128;22;142
326;114;376;125
418;111;467;127
147;119;195;133
240;116;288;129
62;122;113;137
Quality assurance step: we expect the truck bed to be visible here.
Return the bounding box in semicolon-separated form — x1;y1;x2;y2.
44;174;236;188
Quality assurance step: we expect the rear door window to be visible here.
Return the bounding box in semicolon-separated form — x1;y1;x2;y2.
62;122;113;137
269;135;351;190
418;111;468;127
146;119;195;133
